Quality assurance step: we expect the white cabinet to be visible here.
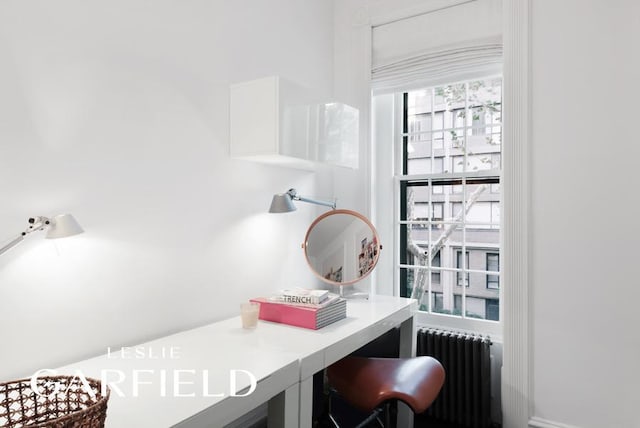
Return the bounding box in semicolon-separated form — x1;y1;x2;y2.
230;76;358;170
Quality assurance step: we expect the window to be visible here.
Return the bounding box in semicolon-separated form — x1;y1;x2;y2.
456;250;469;287
486;253;499;289
471;106;486;136
485;298;499;321
431;250;441;285
399;77;502;322
454;295;462;314
431;292;443;312
432;203;444;221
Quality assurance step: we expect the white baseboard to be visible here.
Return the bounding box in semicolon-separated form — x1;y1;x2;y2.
529;416;580;428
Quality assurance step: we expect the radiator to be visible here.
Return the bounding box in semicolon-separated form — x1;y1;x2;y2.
416;328;492;428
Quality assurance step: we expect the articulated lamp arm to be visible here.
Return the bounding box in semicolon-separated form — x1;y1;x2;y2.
0;235;25;256
287;189;336;210
0;217;51;256
0;215;83;256
269;189;336;213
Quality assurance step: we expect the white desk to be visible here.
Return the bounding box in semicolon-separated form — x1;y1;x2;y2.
57;322;301;428
56;295;416;427
250;295;417;427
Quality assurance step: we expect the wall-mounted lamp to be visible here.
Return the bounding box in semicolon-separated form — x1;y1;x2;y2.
269;188;336;213
0;214;84;256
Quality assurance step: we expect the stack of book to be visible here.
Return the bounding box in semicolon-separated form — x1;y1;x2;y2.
250;289;346;330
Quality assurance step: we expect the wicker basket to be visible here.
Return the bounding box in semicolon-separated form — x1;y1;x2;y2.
0;375;109;428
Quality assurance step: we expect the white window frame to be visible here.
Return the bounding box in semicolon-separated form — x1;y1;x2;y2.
344;0;528;427
391;80;503;338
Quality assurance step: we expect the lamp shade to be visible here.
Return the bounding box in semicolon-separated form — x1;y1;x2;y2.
269;193;297;213
45;214;84;239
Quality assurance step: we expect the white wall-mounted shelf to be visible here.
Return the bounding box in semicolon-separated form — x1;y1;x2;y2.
230;76;359;170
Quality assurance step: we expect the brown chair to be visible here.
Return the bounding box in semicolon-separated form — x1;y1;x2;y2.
325;356;445;428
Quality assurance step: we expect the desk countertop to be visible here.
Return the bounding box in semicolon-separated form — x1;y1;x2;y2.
56;295;416;427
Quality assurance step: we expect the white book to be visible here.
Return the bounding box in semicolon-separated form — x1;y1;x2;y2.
277;288;330;305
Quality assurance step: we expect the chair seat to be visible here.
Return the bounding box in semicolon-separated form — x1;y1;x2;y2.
327;356;445;414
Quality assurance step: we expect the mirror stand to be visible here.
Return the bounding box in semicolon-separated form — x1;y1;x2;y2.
337;285;369;300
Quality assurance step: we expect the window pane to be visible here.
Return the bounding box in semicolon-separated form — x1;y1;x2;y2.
452;202;463;218
432;203;444;221
431;292;443;313
456;250;469;287
430;224;463;252
408;90;432;115
400;267;416;301
409;114;432;137
466;201;492;224
465;154;499;172
407;138;431;158
401;267;436;311
487;253;499;271
405;186;429;221
432;251;441;285
407;158;430;175
461;201;501;231
434;83;466;111
430;270;461;316
432;290;459;316
407;156;446;175
405;85;473;175
433;157;444;174
470;106;486;136
404;229;427;262
487;253;499;289
468;78;502;117
465;296;500;320
399;76;502;323
433;111;444;130
406;132;466;175
452;108;465;129
406;181;474;222
403;228;443;270
454;295;462;314
452;155;464;173
492;201;501;225
486;298;500;321
406;114;431;175
465;296;486;319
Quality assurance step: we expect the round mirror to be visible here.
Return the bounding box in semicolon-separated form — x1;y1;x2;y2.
303;209;382;286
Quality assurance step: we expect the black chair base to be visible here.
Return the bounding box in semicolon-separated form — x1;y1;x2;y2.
316;388;396;428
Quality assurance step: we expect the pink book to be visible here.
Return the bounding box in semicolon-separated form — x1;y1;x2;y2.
250;297;346;330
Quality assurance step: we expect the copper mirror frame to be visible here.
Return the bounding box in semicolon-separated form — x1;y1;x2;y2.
302;209;382;286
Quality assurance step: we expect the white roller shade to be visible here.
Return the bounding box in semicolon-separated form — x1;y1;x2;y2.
371;0;502;93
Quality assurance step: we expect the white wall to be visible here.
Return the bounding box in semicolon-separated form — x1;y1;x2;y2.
530;1;640;427
0;0;338;380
